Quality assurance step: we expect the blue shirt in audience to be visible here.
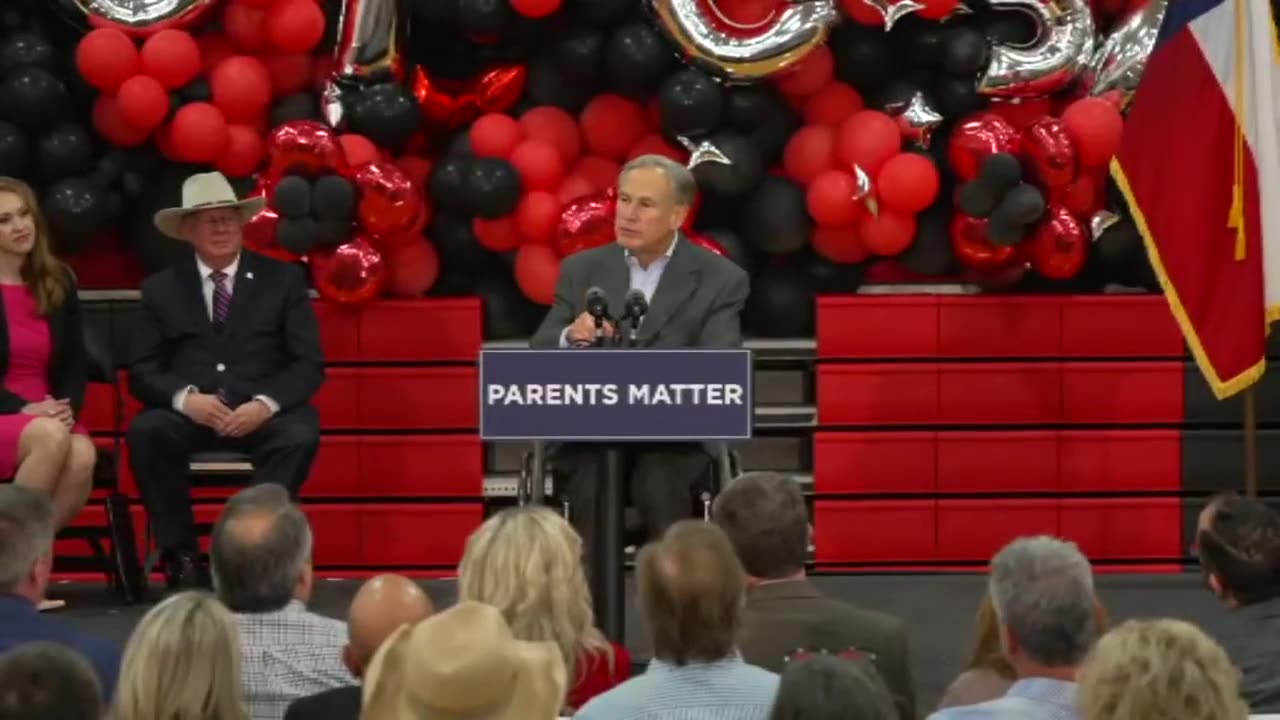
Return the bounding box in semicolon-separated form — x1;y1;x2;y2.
574;653;779;720
928;677;1079;720
0;593;121;701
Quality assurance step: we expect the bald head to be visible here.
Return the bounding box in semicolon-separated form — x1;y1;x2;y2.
345;574;433;676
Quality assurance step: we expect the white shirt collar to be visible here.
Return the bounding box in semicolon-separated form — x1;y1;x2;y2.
623;233;679;261
196;254;239;282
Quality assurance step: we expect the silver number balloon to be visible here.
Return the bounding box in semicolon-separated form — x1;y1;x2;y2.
1080;0;1169;110
979;0;1095;97
323;0;403;127
51;0;217;35
650;0;840;83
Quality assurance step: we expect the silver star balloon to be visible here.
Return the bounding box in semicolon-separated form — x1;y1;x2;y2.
858;0;924;30
677;137;732;169
1089;210;1120;242
853;165;878;217
887;92;944;148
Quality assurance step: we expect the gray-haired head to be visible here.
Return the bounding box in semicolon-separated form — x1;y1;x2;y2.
619;154;697;206
211;484;313;613
989;536;1097;667
0;485;54;594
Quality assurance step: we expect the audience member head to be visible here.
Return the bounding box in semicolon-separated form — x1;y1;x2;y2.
1195;492;1280;607
615;154;694;261
153;171;264;270
637;519;747;666
1078;618;1249;720
112;591;246;720
210;484;314;613
0;177;68;314
344;574;434;679
0;484;55;603
0;642;101;720
458;507;610;683
988;536;1097;676
711;472;808;581
361;601;566;720
768;653;896;720
966;590;1109;679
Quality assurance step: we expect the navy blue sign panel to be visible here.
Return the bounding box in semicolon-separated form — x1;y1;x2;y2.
479;349;753;442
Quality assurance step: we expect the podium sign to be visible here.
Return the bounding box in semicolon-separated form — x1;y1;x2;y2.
479;349;753;441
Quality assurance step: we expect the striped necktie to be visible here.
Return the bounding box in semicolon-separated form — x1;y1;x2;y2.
210;270;231;326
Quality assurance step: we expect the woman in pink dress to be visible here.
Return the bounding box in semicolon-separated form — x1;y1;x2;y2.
0;178;96;609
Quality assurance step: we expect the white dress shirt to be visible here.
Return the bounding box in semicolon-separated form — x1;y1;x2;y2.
559;235;677;348
171;254;279;415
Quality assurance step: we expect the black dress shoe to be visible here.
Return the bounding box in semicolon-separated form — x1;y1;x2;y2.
165;551;211;590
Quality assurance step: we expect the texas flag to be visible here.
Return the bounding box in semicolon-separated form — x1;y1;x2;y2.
1112;0;1280;399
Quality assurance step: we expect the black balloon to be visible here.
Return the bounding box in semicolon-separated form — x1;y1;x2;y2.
988;204;1026;246
524;55;592;112
1095;217;1142;266
956;181;996;217
429;154;474;215
932;75;986;117
900;203;955;276
831;25;894;95
91;149;127;187
270;93;320;127
805;250;867;294
692;132;762;197
465;157;523;218
473;271;543;339
659;69;724;138
0;120;27;178
982;10;1039;46
314;218;350;248
567;0;633;27
458;0;516;38
941;26;990;76
273;176;312;219
431;212;492;272
0;66;69;129
1001;183;1046;224
724;84;798;167
277;217;319;255
347;83;422;151
979;153;1022;193
872;78;926;113
0;31;55;74
43;177;110;250
553;26;606;85
895;19;945;70
700;227;754;271
37;124;93;182
747;262;814;337
741;176;811;255
607;22;677;98
313;175;355;223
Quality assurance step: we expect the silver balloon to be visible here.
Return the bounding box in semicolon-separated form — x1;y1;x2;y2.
979;0;1095;97
650;0;840;83
854;165;878;216
323;0;404;127
886;92;944;147
1090;210;1120;242
858;0;924;30
52;0;217;35
677;137;732;169
1081;0;1169;110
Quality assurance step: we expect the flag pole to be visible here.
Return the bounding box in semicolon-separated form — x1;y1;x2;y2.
1245;385;1259;497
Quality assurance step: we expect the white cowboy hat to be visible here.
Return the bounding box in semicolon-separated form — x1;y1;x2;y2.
153;171;266;240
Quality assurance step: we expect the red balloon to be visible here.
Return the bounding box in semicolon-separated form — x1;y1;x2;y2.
214;124;266;178
811;225;868;264
515;244;561;305
395;155;433;189
76;29;139;93
784;125;836;184
267;0;326;53
775;45;833;98
169;103;228;163
836;110;901;176
353;162;423;240
573;156;621;193
917;0;959;18
511;0;563;18
473;216;521;252
223;1;270;52
520;107;582;164
948;113;1021;181
629;134;684;162
1022;118;1078;189
877;153;940;214
806;170;864;227
580;95;648;161
510;139;566;192
804;82;864;128
386;238;440;297
557;175;595;204
198;33;235;74
242;206;299;262
211;55;273;123
1028;205;1088;280
687;231;727;257
471;113;524;158
515;191;561;246
841;0;886;25
266;120;346;176
262;52;314;96
339;134;380;166
951;214;1017;273
92;95;151;147
556;190;616;257
116;75;170;131
1060;97;1124;169
413;65;527;129
139;30;201;89
858;211;915;256
311;238;387;304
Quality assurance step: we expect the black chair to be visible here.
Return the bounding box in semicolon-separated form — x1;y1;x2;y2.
53;326;146;604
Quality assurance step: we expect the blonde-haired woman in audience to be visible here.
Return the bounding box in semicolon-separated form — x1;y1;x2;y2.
458;506;629;713
1078;618;1249;720
937;592;1110;709
112;591;247;720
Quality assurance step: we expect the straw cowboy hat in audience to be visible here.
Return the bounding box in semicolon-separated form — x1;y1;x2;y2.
362;601;567;720
153;171;266;240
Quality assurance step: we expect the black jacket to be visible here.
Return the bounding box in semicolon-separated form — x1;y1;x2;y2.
128;250;323;412
284;685;361;720
0;272;87;416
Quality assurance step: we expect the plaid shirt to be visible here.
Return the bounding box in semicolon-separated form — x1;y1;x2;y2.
574;654;779;720
927;678;1079;720
237;600;355;720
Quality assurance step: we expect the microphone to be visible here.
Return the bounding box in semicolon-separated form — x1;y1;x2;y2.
622;289;647;347
584;286;610;346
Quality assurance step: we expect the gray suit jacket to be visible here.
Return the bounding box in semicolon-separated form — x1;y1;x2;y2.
1208;597;1280;713
530;238;750;349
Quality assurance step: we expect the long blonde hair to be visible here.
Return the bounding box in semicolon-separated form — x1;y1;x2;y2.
458;507;612;684
112;591;247;720
0;177;67;315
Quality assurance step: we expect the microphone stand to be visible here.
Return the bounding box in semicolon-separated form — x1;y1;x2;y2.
627;312;642;348
592;313;608;347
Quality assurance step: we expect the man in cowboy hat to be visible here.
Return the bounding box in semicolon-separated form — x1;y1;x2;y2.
127;171;324;591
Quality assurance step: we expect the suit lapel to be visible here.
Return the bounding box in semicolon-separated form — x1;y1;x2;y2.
179;258;213;335
601;249;630;321
638;240;698;344
221;252;260;338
